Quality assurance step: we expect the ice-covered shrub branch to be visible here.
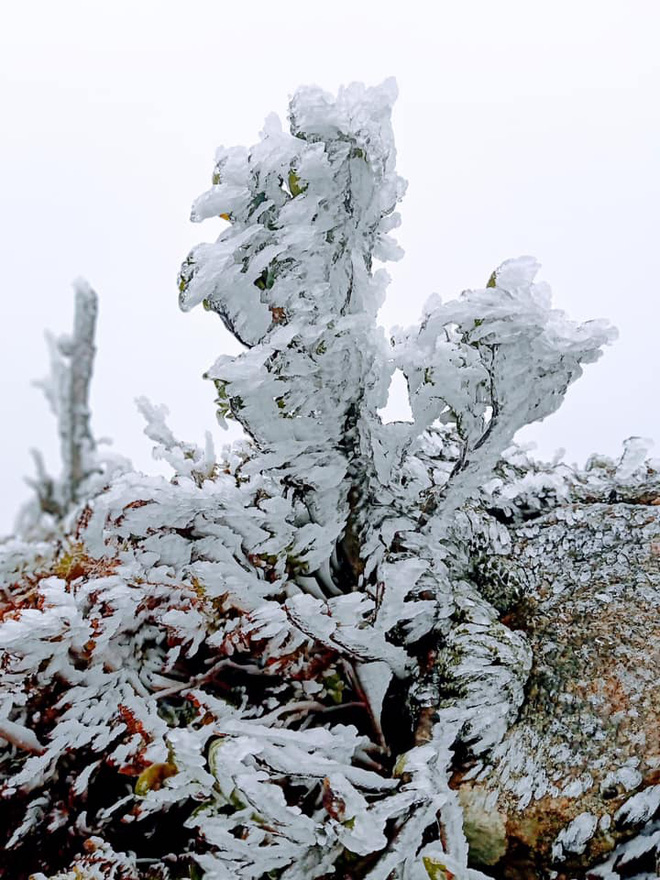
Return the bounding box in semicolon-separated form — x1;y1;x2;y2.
26;280;98;521
179;81;406;588
393;257;615;524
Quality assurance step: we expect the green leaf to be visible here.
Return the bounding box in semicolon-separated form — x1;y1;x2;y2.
135;762;177;796
323;671;345;704
422;855;451;880
288;170;307;197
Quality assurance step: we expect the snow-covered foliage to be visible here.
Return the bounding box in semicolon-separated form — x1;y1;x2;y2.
20;278;98;530
1;80;655;879
16;279;130;542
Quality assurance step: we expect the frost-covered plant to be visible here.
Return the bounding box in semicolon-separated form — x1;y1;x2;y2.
15;280;130;542
1;80;642;880
19;279;98;530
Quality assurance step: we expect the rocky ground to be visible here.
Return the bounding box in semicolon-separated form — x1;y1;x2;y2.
455;500;660;878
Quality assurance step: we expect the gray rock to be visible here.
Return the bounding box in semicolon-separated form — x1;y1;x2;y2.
455;501;660;878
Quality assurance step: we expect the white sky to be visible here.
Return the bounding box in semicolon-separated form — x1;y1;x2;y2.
1;1;659;534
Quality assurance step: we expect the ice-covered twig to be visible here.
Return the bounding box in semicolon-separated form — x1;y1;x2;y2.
30;279;98;516
0;718;45;754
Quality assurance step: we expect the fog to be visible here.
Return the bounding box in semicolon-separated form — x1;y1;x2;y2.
1;0;658;532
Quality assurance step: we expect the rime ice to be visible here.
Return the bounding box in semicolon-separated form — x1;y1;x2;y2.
2;81;655;880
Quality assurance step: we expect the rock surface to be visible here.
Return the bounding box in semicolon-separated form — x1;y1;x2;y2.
455;501;660;878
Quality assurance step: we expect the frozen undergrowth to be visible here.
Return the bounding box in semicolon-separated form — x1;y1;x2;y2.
1;81;656;880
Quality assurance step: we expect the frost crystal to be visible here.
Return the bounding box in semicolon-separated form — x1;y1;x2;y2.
2;80;655;880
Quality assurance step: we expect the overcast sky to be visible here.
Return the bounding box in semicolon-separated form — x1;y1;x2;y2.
1;1;658;533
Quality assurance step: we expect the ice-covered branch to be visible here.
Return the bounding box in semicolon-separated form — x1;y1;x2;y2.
178;81;405;584
29;279;98;517
395;256;616;527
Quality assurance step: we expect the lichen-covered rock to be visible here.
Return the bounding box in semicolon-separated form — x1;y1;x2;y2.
456;501;660;878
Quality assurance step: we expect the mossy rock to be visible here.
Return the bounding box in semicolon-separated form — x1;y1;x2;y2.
455;502;660;878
